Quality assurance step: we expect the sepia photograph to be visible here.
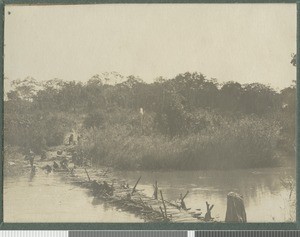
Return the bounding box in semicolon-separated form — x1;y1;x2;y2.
3;4;297;223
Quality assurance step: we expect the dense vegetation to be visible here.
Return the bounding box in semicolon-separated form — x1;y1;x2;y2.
4;71;296;170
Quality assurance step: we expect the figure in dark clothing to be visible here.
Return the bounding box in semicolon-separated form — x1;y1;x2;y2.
71;151;83;166
69;134;74;145
53;161;59;170
60;158;68;170
77;156;83;166
72;152;78;164
40;151;47;161
29;156;34;168
29;166;36;182
31;166;36;175
43;165;52;173
25;150;35;168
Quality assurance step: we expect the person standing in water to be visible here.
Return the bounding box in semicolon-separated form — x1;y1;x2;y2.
27;150;34;168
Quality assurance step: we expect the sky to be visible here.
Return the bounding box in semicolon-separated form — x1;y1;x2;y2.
4;4;297;91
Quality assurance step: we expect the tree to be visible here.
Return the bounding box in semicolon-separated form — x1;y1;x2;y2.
57;81;84;112
154;90;187;137
241;83;279;115
6;90;20;101
11;77;41;101
219;82;243;112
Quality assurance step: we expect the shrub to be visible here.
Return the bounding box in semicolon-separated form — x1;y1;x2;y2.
4;111;73;154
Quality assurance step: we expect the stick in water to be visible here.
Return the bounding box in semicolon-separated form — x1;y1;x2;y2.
153;181;158;199
84;168;91;181
160;190;168;219
159;206;165;219
131;176;142;195
182;191;189;200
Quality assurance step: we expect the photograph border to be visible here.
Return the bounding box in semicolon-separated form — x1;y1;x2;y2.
0;0;298;230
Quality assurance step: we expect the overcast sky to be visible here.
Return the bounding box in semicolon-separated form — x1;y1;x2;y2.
4;4;296;91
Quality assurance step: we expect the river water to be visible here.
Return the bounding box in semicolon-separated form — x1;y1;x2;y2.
116;167;296;222
4;171;142;223
4;167;295;222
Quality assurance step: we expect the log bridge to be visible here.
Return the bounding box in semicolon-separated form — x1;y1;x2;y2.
35;145;221;223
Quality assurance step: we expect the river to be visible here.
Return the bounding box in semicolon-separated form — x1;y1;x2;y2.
4;167;295;223
115;167;296;222
4;172;142;223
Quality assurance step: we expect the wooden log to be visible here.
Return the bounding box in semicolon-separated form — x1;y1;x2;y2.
182;191;189;200
159;206;165;219
179;191;189;210
153;181;158;199
131;176;142;195
84;168;91;181
204;201;214;221
164;199;181;209
225;192;247;223
160;190;168;219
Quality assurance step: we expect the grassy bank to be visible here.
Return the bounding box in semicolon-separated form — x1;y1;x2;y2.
78;115;286;170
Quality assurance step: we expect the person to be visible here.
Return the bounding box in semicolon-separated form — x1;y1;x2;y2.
53;161;59;170
69;134;74;145
30;166;36;175
29;166;36;182
71;151;83;166
72;151;78;164
43;165;52;173
60;158;68;170
40;150;47;161
77;135;81;144
24;149;35;168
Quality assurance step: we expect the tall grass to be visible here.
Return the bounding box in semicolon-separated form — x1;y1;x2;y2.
78;116;282;170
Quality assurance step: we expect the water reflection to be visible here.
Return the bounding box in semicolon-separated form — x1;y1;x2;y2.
4;171;142;223
91;197;111;212
115;167;295;222
4;167;295;222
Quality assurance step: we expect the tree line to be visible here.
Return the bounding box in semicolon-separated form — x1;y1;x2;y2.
4;71;296;169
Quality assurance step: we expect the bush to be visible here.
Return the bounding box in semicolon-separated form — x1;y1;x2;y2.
4;111;73;154
83;110;104;129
